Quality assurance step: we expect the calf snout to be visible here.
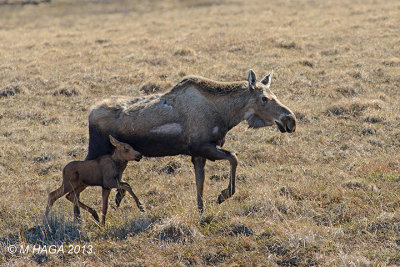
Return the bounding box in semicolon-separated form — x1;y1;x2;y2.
135;154;142;161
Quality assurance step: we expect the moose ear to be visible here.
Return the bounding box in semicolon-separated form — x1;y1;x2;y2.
260;71;273;88
248;69;257;90
109;135;120;147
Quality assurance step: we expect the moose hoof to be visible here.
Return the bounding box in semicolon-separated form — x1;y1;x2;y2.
198;206;204;214
139;206;145;213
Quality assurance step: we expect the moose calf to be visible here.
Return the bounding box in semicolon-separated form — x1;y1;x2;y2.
45;135;144;225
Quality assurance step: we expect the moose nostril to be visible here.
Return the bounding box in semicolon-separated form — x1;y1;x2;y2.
284;115;296;132
284;114;294;121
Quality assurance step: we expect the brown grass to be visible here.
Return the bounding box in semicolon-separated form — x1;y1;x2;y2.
1;0;400;265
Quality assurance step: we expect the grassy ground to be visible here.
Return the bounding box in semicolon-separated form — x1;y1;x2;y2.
0;0;400;265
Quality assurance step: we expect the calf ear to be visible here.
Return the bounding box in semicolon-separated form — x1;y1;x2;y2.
248;69;257;90
260;71;273;88
109;135;119;147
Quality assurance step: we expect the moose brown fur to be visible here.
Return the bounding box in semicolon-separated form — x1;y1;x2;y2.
86;70;297;212
45;135;144;225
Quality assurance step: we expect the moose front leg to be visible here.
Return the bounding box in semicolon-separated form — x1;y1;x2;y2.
192;157;206;213
195;144;238;206
216;151;237;204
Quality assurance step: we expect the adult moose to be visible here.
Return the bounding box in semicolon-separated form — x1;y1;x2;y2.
86;70;296;212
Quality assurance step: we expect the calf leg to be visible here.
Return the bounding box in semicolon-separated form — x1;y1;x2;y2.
192;157;206;213
195;144;238;205
118;182;145;212
115;188;126;208
65;191;81;223
73;203;81;223
101;188;111;225
104;179;144;212
66;186;100;222
45;186;67;218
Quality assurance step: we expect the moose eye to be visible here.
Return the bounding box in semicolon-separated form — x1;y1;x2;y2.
262;96;268;102
125;148;129;153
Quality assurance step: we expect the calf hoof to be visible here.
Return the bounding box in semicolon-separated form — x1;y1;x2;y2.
217;188;231;204
92;212;100;222
115;195;123;208
217;194;224;204
74;216;82;224
138;205;145;213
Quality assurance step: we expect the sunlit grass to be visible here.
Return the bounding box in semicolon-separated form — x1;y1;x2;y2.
1;0;400;265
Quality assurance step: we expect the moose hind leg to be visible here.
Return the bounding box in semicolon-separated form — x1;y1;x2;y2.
85;125;113;160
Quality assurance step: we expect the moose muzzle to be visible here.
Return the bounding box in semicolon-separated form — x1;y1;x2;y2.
276;114;296;133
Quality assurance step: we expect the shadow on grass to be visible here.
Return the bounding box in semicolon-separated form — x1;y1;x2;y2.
0;214;159;248
98;216;157;240
0;214;88;248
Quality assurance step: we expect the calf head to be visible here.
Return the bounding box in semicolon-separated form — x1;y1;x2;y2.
245;70;296;133
109;135;142;162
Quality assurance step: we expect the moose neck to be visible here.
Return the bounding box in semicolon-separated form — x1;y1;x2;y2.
212;92;252;130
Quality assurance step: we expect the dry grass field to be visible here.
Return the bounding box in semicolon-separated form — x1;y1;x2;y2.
1;0;400;265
